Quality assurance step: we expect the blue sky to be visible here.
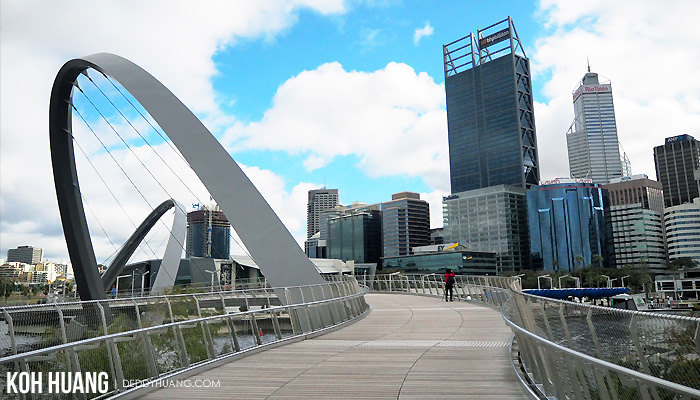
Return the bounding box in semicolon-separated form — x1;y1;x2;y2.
2;0;699;262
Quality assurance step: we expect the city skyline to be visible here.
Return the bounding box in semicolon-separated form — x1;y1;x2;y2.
2;1;699;262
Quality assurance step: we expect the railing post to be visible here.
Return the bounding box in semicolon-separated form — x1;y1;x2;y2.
164;297;189;368
132;299;159;378
193;295;214;359
53;304;83;391
284;288;302;335
96;302;125;392
629;314;661;400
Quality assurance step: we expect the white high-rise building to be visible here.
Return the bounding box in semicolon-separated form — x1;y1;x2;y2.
567;68;630;184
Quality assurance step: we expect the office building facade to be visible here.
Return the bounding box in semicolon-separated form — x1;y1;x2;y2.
307;189;339;238
380;192;430;258
327;210;382;264
654;135;700;207
7;246;43;265
443;17;539;193
604;175;666;271
382;246;497;276
442;185;529;272
567;69;629;184
186;206;231;259
664;198;700;265
528;181;613;273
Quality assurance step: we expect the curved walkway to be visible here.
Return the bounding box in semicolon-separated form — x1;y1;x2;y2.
141;293;531;399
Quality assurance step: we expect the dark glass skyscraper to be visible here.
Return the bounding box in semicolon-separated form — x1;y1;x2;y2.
654;134;700;207
443;17;539;193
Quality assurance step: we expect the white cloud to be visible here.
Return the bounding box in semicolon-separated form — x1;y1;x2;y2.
224;61;449;191
533;0;700;180
413;22;434;45
0;1;348;261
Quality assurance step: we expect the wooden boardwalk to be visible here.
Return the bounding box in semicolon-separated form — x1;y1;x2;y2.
141;293;531;399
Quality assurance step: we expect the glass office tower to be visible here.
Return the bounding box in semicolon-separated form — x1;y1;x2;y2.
654;134;700;207
443;17;539;193
527;181;613;272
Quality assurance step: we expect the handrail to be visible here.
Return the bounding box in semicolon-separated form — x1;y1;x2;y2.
501;298;700;398
0;277;370;399
370;275;700;399
0;284;369;365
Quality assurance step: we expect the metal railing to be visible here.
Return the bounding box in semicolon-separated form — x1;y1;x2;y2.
371;274;700;399
0;276;369;399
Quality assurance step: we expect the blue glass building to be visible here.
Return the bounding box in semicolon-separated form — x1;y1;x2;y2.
527;181;613;272
443;17;539;193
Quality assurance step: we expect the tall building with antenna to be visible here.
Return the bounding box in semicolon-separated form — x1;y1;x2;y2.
567;66;631;184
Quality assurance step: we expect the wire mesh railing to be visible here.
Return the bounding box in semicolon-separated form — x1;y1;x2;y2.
371;274;700;400
0;276;369;399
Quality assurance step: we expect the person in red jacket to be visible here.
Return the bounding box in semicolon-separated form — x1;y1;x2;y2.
444;269;456;301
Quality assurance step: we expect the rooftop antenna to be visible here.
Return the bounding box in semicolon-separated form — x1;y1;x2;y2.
587;55;591;73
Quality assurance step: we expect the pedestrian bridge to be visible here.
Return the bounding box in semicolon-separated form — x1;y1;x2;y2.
141;293;531;399
1;275;698;399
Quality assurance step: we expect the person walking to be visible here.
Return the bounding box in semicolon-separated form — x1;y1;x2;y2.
444;268;456;301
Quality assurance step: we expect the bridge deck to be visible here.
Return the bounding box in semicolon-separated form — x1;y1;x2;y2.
142;293;531;399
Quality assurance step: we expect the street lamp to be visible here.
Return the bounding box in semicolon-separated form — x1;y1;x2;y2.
205;269;218;292
559;274;570;289
140;271;150;297
514;274;525;290
538;274;552;289
572;276;581;288
609;277;618;288
115;274;130;298
600;274;611;288
621;275;630;288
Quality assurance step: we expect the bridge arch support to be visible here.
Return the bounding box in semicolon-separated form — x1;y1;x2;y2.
50;53;324;301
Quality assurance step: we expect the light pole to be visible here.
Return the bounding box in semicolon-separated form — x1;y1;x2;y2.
559;274;570;289
609;277;618;288
572;276;581;288
621;275;630;288
140;271;150;297
514;274;525;290
538;274;552;289
205;269;217;292
601;274;611;288
115;274;130;298
131;270;136;297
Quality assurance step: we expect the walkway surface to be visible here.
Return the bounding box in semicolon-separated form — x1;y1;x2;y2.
142;293;531;399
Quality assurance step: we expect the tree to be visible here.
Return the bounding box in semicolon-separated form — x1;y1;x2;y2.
574;255;585;270
0;279;14;302
671;257;697;270
592;254;604;268
552;259;559;272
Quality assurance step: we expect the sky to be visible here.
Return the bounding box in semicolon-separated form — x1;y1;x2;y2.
1;0;699;264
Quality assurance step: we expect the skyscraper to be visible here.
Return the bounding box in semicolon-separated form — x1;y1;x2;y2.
604;175;666;271
306;189;339;238
654;134;700;207
380;192;430;258
186;206;231;259
443;17;539;193
567;68;630;184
